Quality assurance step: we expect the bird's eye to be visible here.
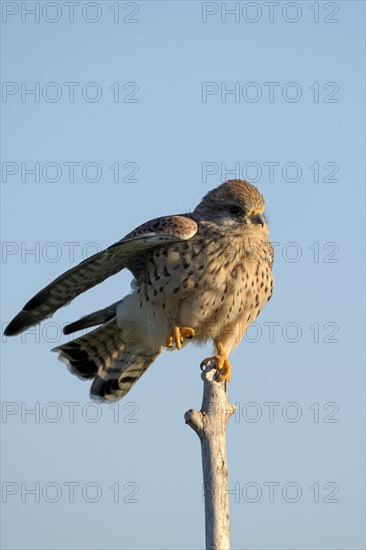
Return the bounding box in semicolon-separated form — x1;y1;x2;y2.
229;206;243;216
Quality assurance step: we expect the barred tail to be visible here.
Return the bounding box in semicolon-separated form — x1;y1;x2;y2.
52;319;160;402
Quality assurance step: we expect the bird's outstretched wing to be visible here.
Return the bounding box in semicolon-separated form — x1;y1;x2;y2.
4;215;198;336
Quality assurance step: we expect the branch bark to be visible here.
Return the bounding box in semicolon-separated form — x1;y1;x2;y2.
185;363;236;550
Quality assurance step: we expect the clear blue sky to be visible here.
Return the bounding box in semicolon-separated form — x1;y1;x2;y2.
1;1;365;549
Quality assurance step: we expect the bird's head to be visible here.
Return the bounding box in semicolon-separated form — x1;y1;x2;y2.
194;179;268;232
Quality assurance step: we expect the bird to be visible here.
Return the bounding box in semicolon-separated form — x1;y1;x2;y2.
4;179;274;402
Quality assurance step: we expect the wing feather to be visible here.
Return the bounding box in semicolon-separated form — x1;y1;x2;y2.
4;215;197;336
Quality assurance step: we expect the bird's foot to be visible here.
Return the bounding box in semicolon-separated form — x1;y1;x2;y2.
166;326;195;350
200;342;231;382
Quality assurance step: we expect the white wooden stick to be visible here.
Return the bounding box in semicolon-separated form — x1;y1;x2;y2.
185;363;236;550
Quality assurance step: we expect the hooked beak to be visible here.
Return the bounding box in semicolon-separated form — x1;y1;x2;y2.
250;212;265;227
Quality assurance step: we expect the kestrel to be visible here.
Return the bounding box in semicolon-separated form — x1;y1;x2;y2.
4;179;274;401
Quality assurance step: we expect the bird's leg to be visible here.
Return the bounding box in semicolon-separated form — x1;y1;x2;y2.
166;326;195;350
200;340;232;382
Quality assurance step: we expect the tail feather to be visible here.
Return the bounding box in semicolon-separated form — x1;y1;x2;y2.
90;352;158;402
53;319;159;401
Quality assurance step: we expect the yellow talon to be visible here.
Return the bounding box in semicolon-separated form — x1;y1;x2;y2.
166;327;195;350
200;341;232;382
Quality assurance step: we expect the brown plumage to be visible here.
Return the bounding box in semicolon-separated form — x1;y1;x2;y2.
4;180;274;401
